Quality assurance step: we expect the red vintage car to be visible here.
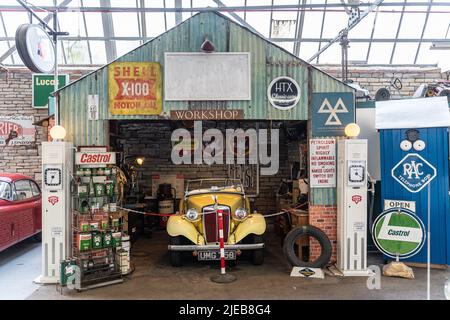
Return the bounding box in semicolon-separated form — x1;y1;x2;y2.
0;173;42;252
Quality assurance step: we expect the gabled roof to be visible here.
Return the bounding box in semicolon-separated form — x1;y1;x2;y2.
55;10;353;94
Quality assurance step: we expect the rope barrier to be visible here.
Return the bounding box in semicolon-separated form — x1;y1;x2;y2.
115;205;300;219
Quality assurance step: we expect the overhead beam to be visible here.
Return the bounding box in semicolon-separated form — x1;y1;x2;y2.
389;0;406;64
175;0;182;25
212;0;265;37
0;0;73;63
293;0;307;56
2;3;450;12
414;0;433;64
99;0;117;62
307;0;385;62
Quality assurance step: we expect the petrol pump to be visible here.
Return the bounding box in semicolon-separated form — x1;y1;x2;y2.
35;140;74;284
336;123;370;276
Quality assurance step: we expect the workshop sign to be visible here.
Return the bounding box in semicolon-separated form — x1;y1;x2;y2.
32;74;69;108
372;208;425;259
311;92;354;137
108;62;162;115
309;138;336;188
391;153;436;193
170;109;244;120
0;115;35;146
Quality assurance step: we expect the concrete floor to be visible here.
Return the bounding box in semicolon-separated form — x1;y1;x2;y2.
16;230;449;300
0;238;41;300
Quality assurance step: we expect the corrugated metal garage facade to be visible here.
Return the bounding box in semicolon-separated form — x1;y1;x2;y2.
56;11;354;205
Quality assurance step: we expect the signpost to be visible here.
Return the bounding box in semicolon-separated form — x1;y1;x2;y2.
372;208;425;260
32;74;69;108
389;152;436;300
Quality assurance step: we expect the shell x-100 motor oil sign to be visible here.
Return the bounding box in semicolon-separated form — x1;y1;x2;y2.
108;62;162;115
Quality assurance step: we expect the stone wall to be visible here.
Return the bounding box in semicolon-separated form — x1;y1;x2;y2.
0;68;87;183
319;65;448;98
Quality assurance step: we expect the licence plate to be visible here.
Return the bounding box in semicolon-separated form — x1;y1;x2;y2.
198;250;236;261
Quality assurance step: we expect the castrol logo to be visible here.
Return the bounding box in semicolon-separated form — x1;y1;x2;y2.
75;152;116;165
80;153;111;163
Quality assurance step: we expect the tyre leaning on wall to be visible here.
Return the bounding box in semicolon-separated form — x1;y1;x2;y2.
283;225;332;268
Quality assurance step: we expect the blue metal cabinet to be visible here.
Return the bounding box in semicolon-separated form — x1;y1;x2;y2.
379;127;450;265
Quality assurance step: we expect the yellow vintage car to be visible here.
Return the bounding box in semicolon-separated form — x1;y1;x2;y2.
167;179;266;266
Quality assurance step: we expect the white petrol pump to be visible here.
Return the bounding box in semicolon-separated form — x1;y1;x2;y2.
337;138;370;276
35;141;74;284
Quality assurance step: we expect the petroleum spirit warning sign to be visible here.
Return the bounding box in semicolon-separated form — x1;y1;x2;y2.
108;62;162;115
309;138;336;188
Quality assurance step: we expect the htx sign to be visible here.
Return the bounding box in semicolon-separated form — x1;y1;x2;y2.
391;153;436;193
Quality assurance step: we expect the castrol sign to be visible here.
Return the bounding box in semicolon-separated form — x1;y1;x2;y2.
75;152;116;167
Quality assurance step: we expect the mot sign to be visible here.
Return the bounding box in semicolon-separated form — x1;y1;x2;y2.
32;74;69;108
372;208;425;259
311;92;354;137
391;153;436;193
309;138;336;188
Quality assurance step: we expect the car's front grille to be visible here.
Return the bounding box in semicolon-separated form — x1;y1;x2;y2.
202;205;230;243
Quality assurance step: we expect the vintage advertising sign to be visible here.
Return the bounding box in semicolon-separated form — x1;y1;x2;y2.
267;76;301;110
372;208;425;259
309;138;336;188
391;153;436;193
170;109;244;120
32;74;69;108
0;115;35;146
108;62;162;115
311;92;354;137
75;152;116;167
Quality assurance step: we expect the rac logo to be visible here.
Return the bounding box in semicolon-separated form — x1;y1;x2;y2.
403;161;423;179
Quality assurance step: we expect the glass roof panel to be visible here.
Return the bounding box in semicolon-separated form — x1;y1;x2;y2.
1;1;450;66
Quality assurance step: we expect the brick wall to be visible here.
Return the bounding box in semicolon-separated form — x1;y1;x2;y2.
319;65;448;98
309;205;337;263
0;68;88;183
115;120;293;214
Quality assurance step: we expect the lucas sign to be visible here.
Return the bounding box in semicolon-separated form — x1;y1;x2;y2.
309;138;336;188
108;62;162;115
391;153;436;193
32;74;69;108
372;208;425;259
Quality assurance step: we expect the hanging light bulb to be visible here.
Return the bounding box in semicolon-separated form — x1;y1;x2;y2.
50;125;66;140
344;123;360;138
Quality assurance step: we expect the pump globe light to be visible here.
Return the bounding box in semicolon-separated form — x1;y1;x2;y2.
50;125;66;140
345;123;360;138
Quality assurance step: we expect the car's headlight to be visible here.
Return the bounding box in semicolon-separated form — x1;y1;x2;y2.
185;208;199;221
234;207;248;220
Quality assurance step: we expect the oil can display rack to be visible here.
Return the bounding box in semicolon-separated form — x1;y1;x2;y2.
67;164;128;291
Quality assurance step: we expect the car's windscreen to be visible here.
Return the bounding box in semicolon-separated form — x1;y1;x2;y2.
0;181;12;200
187;179;243;193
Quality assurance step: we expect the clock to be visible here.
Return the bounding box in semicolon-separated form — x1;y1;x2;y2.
44;164;63;189
348;160;366;186
16;24;55;73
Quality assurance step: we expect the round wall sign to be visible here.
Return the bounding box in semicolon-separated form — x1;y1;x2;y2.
372;207;426;259
15;24;55;73
267;76;300;110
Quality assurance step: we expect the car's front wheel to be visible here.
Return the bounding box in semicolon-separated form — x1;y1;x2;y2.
169;236;183;267
250;234;264;265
